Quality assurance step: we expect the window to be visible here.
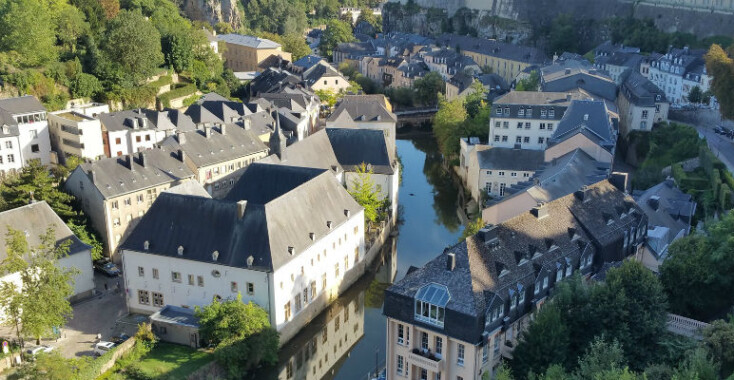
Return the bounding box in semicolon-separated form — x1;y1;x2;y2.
137;194;144;203
482;343;488;363
641;110;649;119
548;110;555;118
495;108;502;115
517;122;523;129
138;290;150;305
557;268;563;282
420;369;428;380
124;198;131;206
494;135;500;142
335;316;340;331
499;183;506;197
5;154;12;163
145;135;151;141
344;256;349;271
525;122;531;129
152;292;164;307
547;123;554;131
113;218;120;227
334;263;340;278
31;144;39;153
435;336;443;355
501;135;508;142
30;130;38;139
231;282;238;293
421;331;429;351
518;109;525;117
197;276;204;287
511;172;517;177
397;355;404;374
247;282;254;295
303;288;309;305
494;121;501;129
188;274;194;285
285;301;291;320
322;273;327;290
540;123;546;129
566;264;572;277
457;343;465;366
295;294;302;313
494;335;501;356
414;284;449;327
516;136;522;143
138;267;144;277
150;268;157;279
540;109;547;117
523;136;530;143
111;200;119;210
518;288;525;304
398;324;408;345
4;141;11;149
171;271;180;282
502;121;509;129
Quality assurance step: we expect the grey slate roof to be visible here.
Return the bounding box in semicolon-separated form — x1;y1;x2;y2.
292;55;324;71
477;147;544;171
434;34;547;64
120;164;363;272
0;95;46;115
163;180;211;198
633;179;696;257
99;109;155;132
185;95;249;125
326;95;397;124
247;68;303;98
259;93;318;113
549;100;616;153
143;109;197;133
0;201;90;261
492;91;591;121
540;60;617;101
72;149;195;199
160;125;268;168
217;34;281;49
325;128;395;174
150;305;200;327
621;71;667;107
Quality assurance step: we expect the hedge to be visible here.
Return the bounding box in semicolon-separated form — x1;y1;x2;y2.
158;83;197;108
146;75;173;89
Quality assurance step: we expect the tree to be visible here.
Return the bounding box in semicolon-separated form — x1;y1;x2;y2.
357;7;381;32
704;318;734;378
515;70;539;91
195;295;278;377
671;348;719;380
214;22;233;35
70;72;102;98
320;19;354;58
0;0;57;67
688;85;703;105
511;304;570;379
413;71;445;106
432;96;466;157
162;30;195;73
548;14;579;55
102;10;163;83
0;160;76;220
0;227;77;347
659;235;717;319
55;6;90;53
464;80;487;118
574;338;626;379
459;218;484;242
705;44;734;120
99;0;119;19
348;163;385;223
281;34;312;61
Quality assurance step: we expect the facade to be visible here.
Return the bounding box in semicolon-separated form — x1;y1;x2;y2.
218;34;292;72
301;61;351;93
594;52;643;85
434;34;547;83
98;110;160;157
149;305;201;348
488;91;589;151
0;201;95;304
422;48;481;80
119;164;366;345
0;96;53;170
65;149;195;257
160;124;269;194
325;95;398;148
333;41;378;67
647;47;712;107
617;72;670;136
445;74;477;101
259;92;320;137
384;180;646;380
48;103;110;163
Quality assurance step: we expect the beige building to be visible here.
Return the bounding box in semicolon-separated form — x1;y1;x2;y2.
218;34;292;72
64;149;195;258
160;124;269;195
617;72;669;136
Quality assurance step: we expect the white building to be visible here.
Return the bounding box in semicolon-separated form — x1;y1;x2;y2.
0;201;95;304
119;163;366;345
0;96;53;169
48;103;109;163
488;91;589;151
648;47;712;107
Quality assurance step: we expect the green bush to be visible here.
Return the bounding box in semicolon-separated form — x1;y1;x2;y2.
158;83;197;108
146;75;173;89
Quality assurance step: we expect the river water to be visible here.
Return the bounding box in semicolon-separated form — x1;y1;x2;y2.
256;137;463;380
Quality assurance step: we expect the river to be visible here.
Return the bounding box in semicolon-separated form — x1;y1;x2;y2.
256;137;464;380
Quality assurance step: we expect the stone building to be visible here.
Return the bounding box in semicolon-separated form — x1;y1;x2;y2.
217;34;292;73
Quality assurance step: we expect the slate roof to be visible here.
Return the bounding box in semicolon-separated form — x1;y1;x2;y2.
120;164;363;272
326;95;397;124
385;180;642;342
0;95;46;115
161;125;268;168
434;34;547;64
99;109;155;132
477;147;544;171
548;100;616;153
621;71;667;107
143;109;197;133
492;91;591;121
333;41;377;58
163;180;211;198
259;93;318;113
541;60;617;101
150;305;200;327
217;34;281;49
72;149;195;199
247;68;303;98
293;55;324;71
185;94;249;125
303;63;346;86
633;179;696;257
0;201;90;261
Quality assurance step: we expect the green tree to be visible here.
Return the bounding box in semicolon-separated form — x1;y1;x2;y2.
688;85;703;105
0;227;77;347
55;6;90;53
281;33;312;61
319;19;354;58
660;235;716;319
432;95;466;157
348;163;385;223
548;14;579;55
413;71;445;106
0;0;57;67
574;338;626;379
671;348;719;380
162;30;195;73
70;72;102;99
515;71;539;92
102;10;163;83
195;295;278;377
356;7;381;32
703;318;734;377
511;304;570;379
705;44;734;120
0;160;76;220
459;218;484;242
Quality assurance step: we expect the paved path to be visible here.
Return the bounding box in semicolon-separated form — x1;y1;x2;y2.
694;124;734;174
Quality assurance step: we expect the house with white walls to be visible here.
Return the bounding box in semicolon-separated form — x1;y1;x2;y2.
0;96;53;170
119;163;366;344
48;102;109;163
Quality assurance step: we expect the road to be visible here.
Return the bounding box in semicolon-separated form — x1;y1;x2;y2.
694;123;734;174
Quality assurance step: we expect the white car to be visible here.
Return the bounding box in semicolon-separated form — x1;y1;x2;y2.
94;341;115;356
25;345;53;356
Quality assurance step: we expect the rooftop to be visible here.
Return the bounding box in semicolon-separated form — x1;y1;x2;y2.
434;34;547;64
161;125;268;168
477;147;544;171
0;95;46;115
217;34;281;49
549;100;616;152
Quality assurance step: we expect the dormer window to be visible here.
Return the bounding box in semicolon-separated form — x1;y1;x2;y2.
543;276;548;289
548;109;555;118
518;109;525;117
565;257;572;277
517;285;525;304
414;283;449;327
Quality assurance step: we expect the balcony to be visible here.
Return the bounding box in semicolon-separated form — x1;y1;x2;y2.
408;348;443;372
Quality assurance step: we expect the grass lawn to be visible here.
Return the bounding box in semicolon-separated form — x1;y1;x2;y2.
135;342;212;378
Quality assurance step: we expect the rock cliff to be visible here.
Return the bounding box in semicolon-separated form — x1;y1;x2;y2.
180;0;241;28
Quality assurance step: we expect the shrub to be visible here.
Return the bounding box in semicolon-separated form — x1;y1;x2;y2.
158;83;197;108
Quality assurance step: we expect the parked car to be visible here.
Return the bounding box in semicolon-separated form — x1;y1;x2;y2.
94;259;120;277
25;345;53;356
94;341;115;356
111;333;130;345
714;126;725;134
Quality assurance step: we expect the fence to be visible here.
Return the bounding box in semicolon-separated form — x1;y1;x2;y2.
666;313;710;340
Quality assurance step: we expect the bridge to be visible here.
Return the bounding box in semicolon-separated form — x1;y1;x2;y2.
394;107;438;128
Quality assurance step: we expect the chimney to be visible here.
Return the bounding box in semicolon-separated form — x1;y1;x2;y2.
138;152;147;168
177;149;186;163
344;209;351;218
204;125;212;138
219;124;226;135
609;172;629;192
574;186;590;202
177;246;184;256
247;255;254;267
237;200;247;219
532;203;549;219
309;232;316;241
479;225;498;243
126;154;135;171
177;131;186;145
566;93;572;101
143;240;149;250
212;250;219;261
648;196;660;211
88;169;97;183
287;246;295;255
583;114;589;121
244;118;252;130
446;252;456;271
326;220;333;229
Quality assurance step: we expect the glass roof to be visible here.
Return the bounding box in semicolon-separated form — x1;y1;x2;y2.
415;283;450;307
